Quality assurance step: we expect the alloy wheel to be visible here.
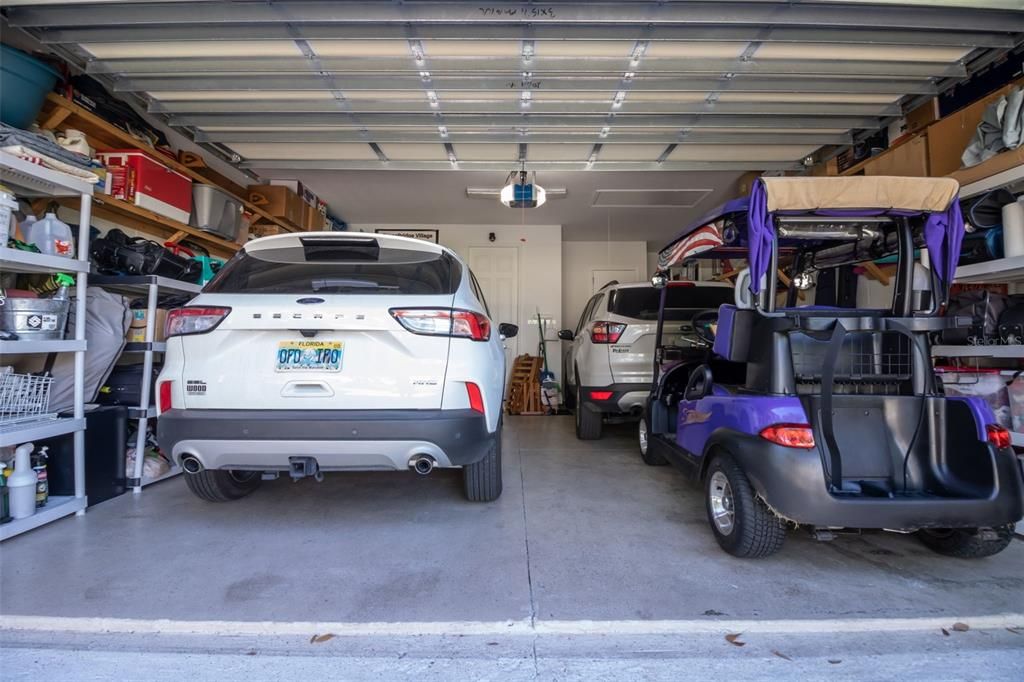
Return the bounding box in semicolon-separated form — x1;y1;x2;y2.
708;471;736;535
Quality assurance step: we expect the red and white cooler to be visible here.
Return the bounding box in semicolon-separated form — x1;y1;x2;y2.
98;150;192;223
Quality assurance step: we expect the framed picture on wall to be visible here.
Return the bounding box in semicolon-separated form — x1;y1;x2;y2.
375;228;439;243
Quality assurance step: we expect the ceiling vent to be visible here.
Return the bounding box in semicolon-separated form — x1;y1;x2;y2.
591;189;712;208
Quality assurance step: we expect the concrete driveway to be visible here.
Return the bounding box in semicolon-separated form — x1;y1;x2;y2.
2;416;1021;680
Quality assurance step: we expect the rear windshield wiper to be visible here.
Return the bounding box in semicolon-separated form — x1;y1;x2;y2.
311;279;399;291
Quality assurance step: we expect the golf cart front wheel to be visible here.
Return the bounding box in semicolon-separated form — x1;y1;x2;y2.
704;453;785;558
638;415;666;466
916;525;1014;559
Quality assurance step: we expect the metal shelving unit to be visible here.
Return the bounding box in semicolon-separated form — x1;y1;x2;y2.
931;345;1024;359
0;152;93;541
91;274;201;492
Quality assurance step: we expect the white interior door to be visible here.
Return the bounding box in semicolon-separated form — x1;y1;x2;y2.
468;247;519;366
592;268;638;293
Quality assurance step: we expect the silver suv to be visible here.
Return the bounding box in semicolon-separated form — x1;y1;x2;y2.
559;280;733;440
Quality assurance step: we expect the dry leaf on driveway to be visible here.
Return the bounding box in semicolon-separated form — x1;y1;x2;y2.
310;633;337;644
725;633;745;647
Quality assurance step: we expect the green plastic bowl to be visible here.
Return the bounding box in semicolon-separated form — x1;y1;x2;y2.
0;44;60;130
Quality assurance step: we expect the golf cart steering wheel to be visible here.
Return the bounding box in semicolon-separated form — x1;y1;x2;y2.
690;309;719;347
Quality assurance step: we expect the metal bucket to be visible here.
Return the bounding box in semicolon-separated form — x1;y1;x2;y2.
0;297;70;340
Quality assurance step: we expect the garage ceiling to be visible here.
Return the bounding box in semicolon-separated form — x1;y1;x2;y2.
5;1;1023;173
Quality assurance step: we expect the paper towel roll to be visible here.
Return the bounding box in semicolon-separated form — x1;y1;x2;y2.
1002;198;1024;258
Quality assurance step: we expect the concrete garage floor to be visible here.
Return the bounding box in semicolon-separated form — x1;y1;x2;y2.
1;416;1022;679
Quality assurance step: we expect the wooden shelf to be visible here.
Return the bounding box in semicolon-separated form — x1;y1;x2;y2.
57;193;240;258
37;93;299;236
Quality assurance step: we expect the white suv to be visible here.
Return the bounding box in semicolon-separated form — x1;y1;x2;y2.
560;280;733;440
156;232;517;503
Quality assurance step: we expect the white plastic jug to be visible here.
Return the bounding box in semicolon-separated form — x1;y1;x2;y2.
1002;197;1024;258
25;212;74;258
0;189;17;244
9;442;37;520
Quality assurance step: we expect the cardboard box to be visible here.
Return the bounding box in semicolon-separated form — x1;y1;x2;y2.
247;185;304;228
269;179;321;209
301;202;329;231
863;134;930;177
99;150;193;223
128;308;168;342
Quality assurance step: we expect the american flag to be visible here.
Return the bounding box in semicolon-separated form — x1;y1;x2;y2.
658;224;723;270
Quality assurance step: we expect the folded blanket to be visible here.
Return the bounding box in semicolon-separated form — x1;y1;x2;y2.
1;145;100;184
0;121;95;170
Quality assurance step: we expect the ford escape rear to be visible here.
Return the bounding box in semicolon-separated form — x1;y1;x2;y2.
156;233;516;503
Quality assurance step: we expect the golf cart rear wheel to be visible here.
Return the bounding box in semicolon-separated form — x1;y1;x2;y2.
575;384;603;440
638;415;667;466
704;453;785;558
185;469;261;502
916;525;1014;559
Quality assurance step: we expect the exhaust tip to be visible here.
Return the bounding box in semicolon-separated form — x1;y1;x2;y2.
181;455;203;474
409;455;436;476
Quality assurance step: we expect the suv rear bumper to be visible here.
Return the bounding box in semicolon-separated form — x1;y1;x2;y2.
157;408;495;472
580;383;650;415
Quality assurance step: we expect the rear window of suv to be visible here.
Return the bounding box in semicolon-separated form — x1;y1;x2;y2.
607;286;733;321
205;239;461;295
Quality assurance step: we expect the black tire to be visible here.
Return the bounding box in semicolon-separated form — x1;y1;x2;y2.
638;414;667;466
704;452;785;558
575;384;603;440
463;429;503;502
184;469;262;502
916;525;1015;559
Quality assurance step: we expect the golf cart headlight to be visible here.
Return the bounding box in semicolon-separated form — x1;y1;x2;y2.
792;271;816;291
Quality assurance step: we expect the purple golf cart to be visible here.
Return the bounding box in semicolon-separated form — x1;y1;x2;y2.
642;176;1022;559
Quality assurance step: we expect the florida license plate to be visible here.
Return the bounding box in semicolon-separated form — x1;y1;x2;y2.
275;341;344;372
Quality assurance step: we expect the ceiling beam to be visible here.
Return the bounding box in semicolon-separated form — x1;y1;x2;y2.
89;56;967;79
149;99;901;118
195;130;854;146
170;113;880;130
34;24;1016;48
238;159;803;172
116;75;937;96
10;2;1023;33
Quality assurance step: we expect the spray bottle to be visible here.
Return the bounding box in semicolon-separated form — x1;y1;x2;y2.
9;442;37;520
32;445;49;508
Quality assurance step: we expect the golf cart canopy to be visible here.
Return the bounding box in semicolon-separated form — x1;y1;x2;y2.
658;176;964;294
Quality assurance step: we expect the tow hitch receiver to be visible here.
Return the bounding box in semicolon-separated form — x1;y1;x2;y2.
289;456;323;482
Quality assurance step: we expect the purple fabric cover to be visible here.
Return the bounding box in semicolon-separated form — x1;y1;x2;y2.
746;179;773;296
924;199;964;287
745;178;965;294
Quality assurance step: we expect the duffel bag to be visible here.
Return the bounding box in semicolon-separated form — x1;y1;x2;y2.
941;290;1008;345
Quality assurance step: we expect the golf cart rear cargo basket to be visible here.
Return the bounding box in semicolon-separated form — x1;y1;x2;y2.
790;331;912;392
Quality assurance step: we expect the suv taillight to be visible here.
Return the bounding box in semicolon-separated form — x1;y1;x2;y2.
390;308;491;341
590;321;626;344
158;381;173;413
165;306;231;337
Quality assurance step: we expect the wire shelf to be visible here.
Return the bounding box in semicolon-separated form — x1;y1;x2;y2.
0;372;56;425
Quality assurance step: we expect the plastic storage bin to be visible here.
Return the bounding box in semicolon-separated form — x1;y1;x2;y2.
0;45;60;129
191;184;242;239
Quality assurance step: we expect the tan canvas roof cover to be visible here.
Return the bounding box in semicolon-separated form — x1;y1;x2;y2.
760;176;960;213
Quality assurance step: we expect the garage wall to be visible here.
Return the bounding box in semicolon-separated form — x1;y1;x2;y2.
350;222;563;378
561;241;649;332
